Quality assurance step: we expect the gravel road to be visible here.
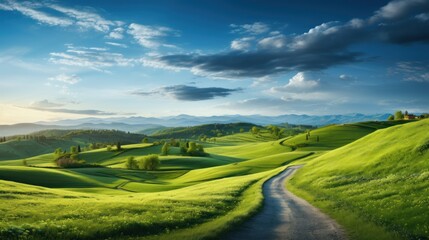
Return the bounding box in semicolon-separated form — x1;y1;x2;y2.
225;165;347;240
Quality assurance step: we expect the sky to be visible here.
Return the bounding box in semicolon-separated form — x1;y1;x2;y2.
0;0;428;124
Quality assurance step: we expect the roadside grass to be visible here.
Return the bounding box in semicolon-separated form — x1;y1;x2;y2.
288;119;429;239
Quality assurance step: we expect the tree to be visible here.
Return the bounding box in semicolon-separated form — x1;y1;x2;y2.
187;142;197;153
387;115;394;121
106;145;112;151
394;110;404;120
70;146;78;154
161;142;169;155
139;154;160;170
251;126;260;135
126;156;138;169
116;142;122;151
22;159;28;166
142;137;149;143
240;128;244;133
77;145;81;152
54;148;63;159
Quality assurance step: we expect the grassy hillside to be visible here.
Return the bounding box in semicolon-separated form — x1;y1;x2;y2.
0;138;78;161
150;122;259;139
0;130;146;161
281;120;409;151
289;119;429;239
0;119;424;239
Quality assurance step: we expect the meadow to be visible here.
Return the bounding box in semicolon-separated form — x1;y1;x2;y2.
0;120;427;239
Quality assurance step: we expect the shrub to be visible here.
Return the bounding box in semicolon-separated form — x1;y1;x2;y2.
161;143;169;155
139;154;160;170
126;156;138;169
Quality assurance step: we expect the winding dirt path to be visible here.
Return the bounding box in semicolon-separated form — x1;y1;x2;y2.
225;165;347;240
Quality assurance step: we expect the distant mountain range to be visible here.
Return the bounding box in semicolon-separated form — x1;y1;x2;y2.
0;113;391;136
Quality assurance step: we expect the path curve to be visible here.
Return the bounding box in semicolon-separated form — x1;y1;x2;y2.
225;165;347;240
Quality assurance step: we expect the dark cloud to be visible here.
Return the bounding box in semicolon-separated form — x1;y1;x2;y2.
143;0;429;79
132;85;242;101
156;51;361;78
377;18;429;44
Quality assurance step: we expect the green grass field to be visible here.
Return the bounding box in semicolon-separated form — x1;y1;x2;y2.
288;119;429;239
0;119;426;239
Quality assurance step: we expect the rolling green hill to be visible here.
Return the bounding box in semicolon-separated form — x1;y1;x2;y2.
0;119;426;240
289;119;429;239
150;122;259;139
0;130;147;161
0;138;78;161
281;120;410;151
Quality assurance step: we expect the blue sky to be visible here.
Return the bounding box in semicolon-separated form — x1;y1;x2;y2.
0;0;428;124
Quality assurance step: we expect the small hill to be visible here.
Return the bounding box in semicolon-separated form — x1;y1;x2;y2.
0;138;78;161
290;119;429;239
281;120;410;151
0;130;146;160
150;122;259;139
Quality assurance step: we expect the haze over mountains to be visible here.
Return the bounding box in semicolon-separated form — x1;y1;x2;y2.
1;113;390;136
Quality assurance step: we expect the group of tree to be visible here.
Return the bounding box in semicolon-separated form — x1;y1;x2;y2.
53;147;88;168
266;125;287;139
304;131;320;142
388;110;429;121
126;154;160;170
251;126;260;135
0;135;49;143
180;141;206;156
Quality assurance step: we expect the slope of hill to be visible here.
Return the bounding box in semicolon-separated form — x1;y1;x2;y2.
281;120;410;151
289;119;429;239
150;122;259;139
0;130;146;160
0;139;78;161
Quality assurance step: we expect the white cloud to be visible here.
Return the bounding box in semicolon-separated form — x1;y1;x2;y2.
49;74;81;84
0;1;125;35
30;99;64;108
107;27;125;39
271;72;319;92
394;61;429;82
231;37;254;51
251;76;272;87
230;22;270;35
105;42;128;48
49;4;116;32
258;34;287;49
49;45;135;71
128;23;176;49
1;1;73;26
339;74;355;80
370;0;429;22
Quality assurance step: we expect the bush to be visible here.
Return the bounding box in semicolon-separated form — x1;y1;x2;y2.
161;143;169;155
55;154;87;168
139;154;160;170
126;156;138;169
